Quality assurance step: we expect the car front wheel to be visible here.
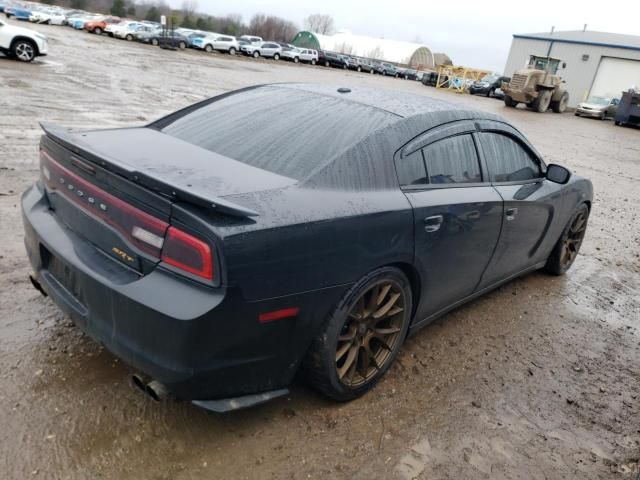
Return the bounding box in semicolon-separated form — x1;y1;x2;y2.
151;38;158;46
204;44;213;52
94;27;102;35
126;34;133;41
273;53;280;60
13;40;36;62
302;266;412;401
178;41;186;49
253;51;260;58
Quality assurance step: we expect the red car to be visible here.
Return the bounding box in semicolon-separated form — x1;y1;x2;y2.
84;17;120;35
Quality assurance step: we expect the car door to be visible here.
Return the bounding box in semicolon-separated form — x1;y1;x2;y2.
396;122;504;322
475;122;563;288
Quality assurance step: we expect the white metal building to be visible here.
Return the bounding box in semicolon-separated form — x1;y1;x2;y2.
291;30;452;69
503;30;640;107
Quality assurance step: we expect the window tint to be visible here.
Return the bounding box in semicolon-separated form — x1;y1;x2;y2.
478;133;541;182
422;135;482;184
396;150;427;186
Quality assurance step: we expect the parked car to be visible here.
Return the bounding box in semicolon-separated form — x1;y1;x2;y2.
23;84;592;411
469;75;511;97
194;34;238;54
241;41;282;59
493;87;505;100
298;48;318;64
144;31;189;49
322;51;348;69
421;71;441;86
10;6;31;21
402;69;421;80
0;17;47;61
575;96;619;120
347;57;373;73
375;62;400;77
110;21;145;40
238;34;262;44
280;44;301;62
29;7;66;25
132;26;162;43
84;17;120;35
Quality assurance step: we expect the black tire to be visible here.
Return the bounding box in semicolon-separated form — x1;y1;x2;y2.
504;95;518;108
293;56;299;63
487;88;493;97
615;121;621;126
228;47;236;55
311;59;316;65
343;64;347;69
551;91;569;113
126;34;133;41
325;60;329;67
544;204;589;275
12;39;37;62
273;53;280;60
533;89;552;113
253;51;260;58
151;38;158;46
94;27;102;35
301;266;412;401
356;66;361;72
204;44;213;53
178;41;186;50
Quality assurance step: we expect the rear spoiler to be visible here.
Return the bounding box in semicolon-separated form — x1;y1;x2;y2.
40;123;259;217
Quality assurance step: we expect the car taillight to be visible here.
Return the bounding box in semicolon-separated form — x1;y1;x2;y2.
40;149;169;257
161;226;214;281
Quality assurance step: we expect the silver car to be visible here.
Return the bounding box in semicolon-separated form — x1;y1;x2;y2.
202;35;239;55
575;96;620;120
241;41;282;59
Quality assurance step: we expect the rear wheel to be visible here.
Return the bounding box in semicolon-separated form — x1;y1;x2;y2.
151;38;159;46
533;89;552;112
311;59;316;65
293;56;299;63
273;53;280;60
204;44;213;53
94;27;102;35
551;91;569;113
228;47;236;55
178;41;186;50
544;204;589;275
12;40;36;62
325;60;329;67
357;66;361;72
302;267;412;401
253;51;260;58
125;34;133;41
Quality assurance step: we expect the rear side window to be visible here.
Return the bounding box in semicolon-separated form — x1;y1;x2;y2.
396;150;427;186
422;134;482;184
478;133;541;182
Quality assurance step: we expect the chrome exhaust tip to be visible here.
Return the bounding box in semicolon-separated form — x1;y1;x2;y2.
145;380;168;402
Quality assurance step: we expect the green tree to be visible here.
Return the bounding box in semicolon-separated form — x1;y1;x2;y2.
41;0;56;5
110;0;127;17
181;15;195;29
127;5;136;17
145;6;160;22
195;16;209;31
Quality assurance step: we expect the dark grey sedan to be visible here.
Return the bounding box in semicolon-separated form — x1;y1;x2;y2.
22;84;592;411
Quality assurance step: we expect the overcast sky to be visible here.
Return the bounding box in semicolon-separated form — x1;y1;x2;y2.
178;0;640;72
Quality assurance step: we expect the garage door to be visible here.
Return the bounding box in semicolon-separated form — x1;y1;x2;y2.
591;57;640;99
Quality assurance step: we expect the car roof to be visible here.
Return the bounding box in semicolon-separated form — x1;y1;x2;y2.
269;83;492;120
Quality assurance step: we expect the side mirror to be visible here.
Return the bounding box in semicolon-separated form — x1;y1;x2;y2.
546;164;571;184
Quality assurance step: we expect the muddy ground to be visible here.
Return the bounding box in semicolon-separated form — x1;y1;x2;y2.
0;21;639;480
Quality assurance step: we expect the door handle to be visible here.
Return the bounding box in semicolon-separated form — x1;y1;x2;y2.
424;215;443;233
505;207;518;221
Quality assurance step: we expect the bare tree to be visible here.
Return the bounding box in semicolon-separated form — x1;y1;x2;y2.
181;0;197;17
303;13;334;34
335;42;354;55
248;13;298;42
366;46;384;60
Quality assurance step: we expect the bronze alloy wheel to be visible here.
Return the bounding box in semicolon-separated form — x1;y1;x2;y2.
560;209;587;268
336;281;406;387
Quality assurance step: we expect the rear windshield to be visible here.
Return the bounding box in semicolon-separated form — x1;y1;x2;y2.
159;87;397;180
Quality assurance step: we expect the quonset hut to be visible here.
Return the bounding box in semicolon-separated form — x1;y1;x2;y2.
291;30;451;69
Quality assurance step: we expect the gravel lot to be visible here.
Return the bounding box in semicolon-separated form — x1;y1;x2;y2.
1;21;639;480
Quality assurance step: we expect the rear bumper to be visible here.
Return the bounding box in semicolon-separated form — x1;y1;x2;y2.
22;184;347;401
